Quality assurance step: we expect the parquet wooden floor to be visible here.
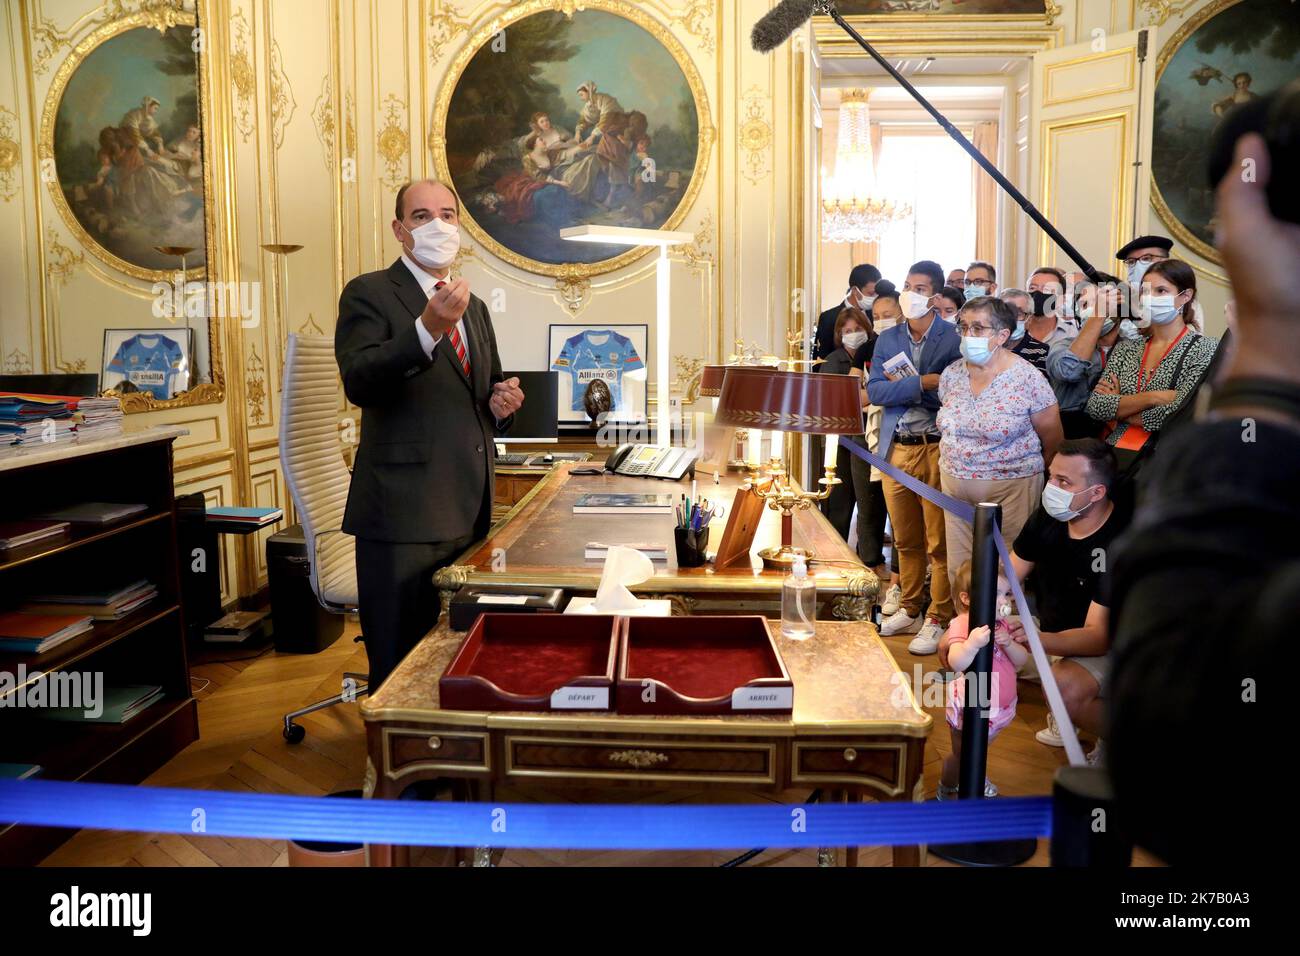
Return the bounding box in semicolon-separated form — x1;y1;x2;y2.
40;619;1157;867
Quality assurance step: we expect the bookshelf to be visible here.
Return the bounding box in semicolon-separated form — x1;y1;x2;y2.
0;427;197;864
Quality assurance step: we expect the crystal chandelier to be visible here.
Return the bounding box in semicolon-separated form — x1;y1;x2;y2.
821;89;911;244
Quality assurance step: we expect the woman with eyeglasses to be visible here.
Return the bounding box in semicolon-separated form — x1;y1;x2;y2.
1085;259;1219;465
937;295;1063;586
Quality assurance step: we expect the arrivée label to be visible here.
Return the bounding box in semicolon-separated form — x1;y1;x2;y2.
731;687;793;710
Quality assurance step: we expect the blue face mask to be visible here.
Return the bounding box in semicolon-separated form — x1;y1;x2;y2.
960;336;996;366
1118;319;1141;340
1010;319;1026;342
1099;317;1116;336
964;284;988;301
1127;260;1155;288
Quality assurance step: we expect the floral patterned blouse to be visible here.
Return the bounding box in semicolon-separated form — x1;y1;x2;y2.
938;355;1058;480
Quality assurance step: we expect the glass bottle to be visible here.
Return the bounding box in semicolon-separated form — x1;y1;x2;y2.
781;555;816;640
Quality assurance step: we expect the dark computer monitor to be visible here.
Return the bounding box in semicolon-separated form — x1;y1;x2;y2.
498;370;558;443
0;373;100;397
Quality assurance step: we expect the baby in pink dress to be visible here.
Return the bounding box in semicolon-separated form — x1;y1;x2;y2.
939;561;1028;798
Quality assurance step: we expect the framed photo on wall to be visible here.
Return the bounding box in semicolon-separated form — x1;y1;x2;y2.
102;328;192;402
548;324;648;426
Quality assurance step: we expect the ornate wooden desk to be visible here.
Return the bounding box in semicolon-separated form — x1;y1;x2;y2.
438;463;879;620
362;619;931;867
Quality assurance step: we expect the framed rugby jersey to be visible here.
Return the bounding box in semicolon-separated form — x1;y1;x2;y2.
548;324;648;425
102;329;192;401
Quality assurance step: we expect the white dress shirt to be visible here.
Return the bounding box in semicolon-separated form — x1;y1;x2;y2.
403;254;468;362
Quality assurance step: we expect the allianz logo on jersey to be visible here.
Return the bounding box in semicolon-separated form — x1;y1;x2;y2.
50;886;151;936
151;278;260;328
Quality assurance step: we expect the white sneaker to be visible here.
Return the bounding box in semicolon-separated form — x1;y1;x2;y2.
881;583;902;617
907;617;944;655
879;608;918;636
1035;712;1073;748
1086;740;1105;767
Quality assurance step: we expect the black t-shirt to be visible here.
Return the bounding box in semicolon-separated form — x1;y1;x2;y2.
1013;490;1133;632
1012;333;1050;374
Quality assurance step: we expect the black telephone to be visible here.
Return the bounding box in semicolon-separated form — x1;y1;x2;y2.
604;443;698;481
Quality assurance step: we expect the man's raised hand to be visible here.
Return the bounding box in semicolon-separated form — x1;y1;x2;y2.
421;277;470;339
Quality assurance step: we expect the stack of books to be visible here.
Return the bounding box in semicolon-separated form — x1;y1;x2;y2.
72;396;123;441
203;609;270;644
206;506;283;528
0;519;70;552
39;684;164;724
0;610;94;655
34;501;148;525
0;394;76;452
23;578;157;621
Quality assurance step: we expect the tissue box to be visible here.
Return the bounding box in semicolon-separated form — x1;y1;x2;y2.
616;616;793;715
439;613;619;711
564;596;672;616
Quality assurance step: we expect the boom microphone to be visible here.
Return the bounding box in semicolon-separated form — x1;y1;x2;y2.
751;0;822;53
749;0;1103;282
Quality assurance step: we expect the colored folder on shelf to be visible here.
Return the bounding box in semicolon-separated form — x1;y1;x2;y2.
0;519;70;550
0;611;94;654
206;506;283;526
38;684;164;724
33;502;148;525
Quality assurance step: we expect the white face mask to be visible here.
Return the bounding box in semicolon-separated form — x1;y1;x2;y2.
401;217;461;269
1127;259;1155;288
859;295;877;310
1041;482;1096;522
841;330;869;351
873;315;899;333
898;290;932;319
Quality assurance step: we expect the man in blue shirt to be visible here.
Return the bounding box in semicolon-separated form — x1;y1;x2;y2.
867;259;962;654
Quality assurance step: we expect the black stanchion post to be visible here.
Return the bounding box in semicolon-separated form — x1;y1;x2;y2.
931;502;1037;867
958;502;1000;800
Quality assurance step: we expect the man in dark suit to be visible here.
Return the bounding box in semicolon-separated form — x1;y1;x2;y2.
813;263;880;360
335;179;525;689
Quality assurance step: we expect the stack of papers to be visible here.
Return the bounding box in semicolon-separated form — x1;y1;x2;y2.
0;519;70;551
573;493;675;515
39;684;164;724
34;501;148;525
206;506;283;527
0;394;76;452
24;578;157;621
0;610;94;654
72;396;123;441
585;541;668;561
203;609;270;644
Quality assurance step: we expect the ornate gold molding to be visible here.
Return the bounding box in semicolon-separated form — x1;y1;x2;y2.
1138;0;1199;27
268;39;296;150
659;0;715;54
4;348;33;374
0;106;19;201
739;86;773;185
44;228;83;283
245;344;267;426
377;94;410;192
673;356;704;404
554;265;593;316
311;74;336;171
678;208;715;277
229;9;255;142
430;0;715;280
427;2;472;65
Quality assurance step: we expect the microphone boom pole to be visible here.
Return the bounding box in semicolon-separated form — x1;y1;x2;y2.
815;1;1103;283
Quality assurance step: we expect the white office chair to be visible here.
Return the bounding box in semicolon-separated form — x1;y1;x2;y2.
278;333;367;744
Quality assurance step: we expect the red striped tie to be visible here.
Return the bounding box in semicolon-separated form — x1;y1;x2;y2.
434;281;470;377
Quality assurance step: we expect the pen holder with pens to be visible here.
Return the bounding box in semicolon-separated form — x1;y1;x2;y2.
673;526;711;568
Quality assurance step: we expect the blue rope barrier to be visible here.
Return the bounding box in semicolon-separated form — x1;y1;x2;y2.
0;779;1051;850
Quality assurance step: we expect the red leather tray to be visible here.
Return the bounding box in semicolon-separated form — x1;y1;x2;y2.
439;613;619;711
616;616;793;715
